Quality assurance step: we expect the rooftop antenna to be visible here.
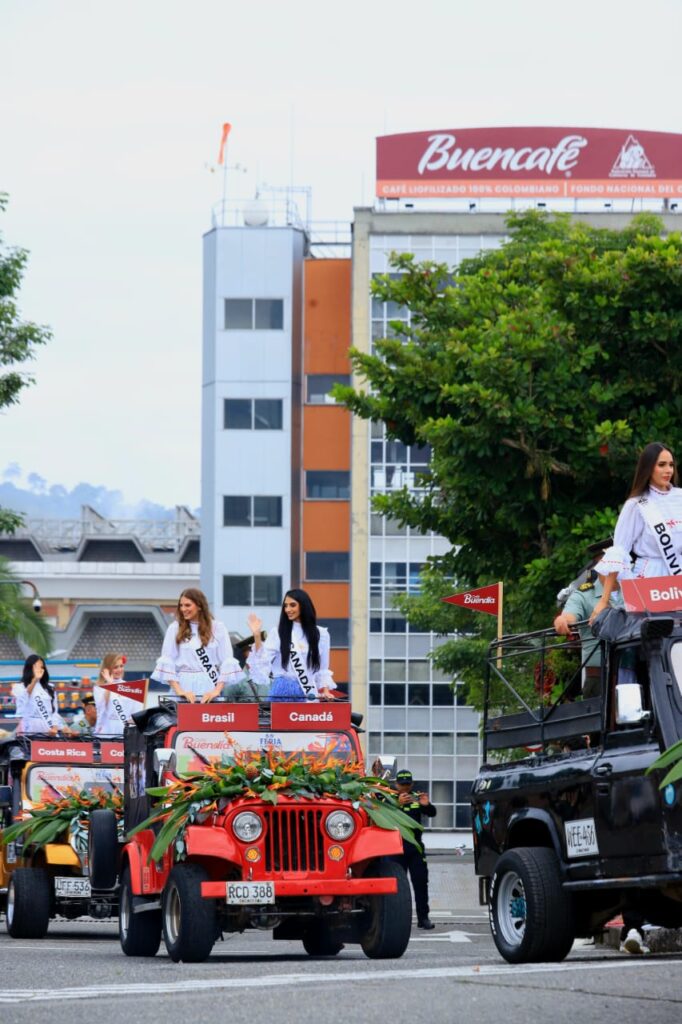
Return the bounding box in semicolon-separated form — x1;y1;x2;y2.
217;122;232;226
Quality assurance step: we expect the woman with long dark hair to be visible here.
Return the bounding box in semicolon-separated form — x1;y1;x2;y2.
15;654;63;735
591;442;682;621
152;587;243;703
247;589;336;701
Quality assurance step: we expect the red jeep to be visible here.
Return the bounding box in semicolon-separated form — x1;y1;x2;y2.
91;701;412;962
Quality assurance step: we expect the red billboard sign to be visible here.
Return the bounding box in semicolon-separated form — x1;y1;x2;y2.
176;703;259;731
99;742;125;763
270;703;352;731
30;741;94;763
376;128;682;199
621;576;682;614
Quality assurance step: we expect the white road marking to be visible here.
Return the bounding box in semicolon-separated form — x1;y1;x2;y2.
411;929;474;943
1;957;680;1004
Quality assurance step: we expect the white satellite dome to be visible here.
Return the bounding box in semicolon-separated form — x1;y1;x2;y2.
242;199;269;227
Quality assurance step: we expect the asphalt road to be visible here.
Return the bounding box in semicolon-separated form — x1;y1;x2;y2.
2;913;682;1024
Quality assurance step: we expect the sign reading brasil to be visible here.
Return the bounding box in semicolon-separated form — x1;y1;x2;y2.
376;128;682;199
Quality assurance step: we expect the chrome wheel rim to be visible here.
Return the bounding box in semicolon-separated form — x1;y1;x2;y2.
496;870;526;948
120;881;130;939
164;885;181;947
7;879;15;927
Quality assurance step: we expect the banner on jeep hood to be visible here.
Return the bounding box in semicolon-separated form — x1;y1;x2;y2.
270;702;351;731
176;702;259;731
96;678;148;703
99;742;124;763
621;576;682;613
376;128;682;199
442;583;501;616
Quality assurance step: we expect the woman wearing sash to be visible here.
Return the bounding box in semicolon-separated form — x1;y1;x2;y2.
152;588;243;703
246;589;337;701
591;442;682;622
93;652;138;736
15;655;63;735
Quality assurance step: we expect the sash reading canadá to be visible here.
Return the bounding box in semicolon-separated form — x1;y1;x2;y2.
638;496;682;575
288;641;317;700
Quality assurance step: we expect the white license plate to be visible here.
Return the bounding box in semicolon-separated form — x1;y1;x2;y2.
226;881;275;905
565;817;599;858
55;876;91;898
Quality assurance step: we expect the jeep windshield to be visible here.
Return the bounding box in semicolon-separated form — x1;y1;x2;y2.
25;764;124;804
173;730;356;775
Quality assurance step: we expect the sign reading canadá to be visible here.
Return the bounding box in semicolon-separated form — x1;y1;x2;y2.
376;127;682;199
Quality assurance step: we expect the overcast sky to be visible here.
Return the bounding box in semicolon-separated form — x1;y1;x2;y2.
1;0;680;510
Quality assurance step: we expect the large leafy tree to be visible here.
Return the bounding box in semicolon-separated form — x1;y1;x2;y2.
1;194;52;653
337;211;682;703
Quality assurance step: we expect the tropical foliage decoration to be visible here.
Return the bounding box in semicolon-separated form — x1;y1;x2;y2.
130;743;422;862
647;739;682;789
1;787;124;854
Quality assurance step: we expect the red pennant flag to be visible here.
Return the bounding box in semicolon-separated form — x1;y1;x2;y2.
442;583;501;617
217;122;232;165
97;678;148;704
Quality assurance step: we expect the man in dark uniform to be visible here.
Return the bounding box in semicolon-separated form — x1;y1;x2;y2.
393;769;437;929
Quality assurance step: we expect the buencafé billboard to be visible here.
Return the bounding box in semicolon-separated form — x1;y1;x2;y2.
376;128;682;199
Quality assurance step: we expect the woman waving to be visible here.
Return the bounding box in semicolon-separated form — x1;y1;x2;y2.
247;589;336;701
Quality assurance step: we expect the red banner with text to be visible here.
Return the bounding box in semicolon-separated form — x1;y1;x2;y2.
442;583;501;616
377;127;682;199
176;703;259;731
30;741;94;764
270;703;352;731
621;576;682;614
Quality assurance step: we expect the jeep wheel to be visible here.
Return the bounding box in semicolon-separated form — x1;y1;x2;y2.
119;863;161;957
6;868;51;938
89;809;119;891
162;864;217;963
358;858;412;959
302;921;344;956
489;847;575;963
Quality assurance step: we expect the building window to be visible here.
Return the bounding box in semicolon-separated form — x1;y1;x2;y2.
306;374;351;404
223;575;282;606
224;298;283;330
321;619;350;647
306;471;350;500
255;299;284;330
254;399;283;430
224;398;283;430
306;552;349;581
223;496;282;528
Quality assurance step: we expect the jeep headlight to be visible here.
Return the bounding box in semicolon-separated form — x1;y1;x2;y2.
232;811;263;842
325;810;355;841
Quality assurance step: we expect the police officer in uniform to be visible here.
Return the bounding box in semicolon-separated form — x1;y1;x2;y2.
393;769;437;929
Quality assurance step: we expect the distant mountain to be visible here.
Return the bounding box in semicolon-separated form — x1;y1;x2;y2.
0;467;198;520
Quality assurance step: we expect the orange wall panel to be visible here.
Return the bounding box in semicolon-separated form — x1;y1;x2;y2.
330;648;349;684
303;502;350;551
304;259;352;374
303;407;350;470
304;582;349;617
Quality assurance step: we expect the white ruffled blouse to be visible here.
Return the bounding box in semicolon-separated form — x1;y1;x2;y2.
599;485;682;579
15;682;63;733
247;623;335;696
152;620;243;693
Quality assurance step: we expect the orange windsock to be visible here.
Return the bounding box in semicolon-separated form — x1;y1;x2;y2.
217;122;232;165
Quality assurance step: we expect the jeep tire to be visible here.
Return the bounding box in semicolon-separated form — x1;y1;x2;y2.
358;858;412;959
89;809;119;891
119;863;161;957
6;867;51;939
489;847;575;963
162;864;217;963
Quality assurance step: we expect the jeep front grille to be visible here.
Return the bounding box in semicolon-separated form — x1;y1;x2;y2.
263;807;325;873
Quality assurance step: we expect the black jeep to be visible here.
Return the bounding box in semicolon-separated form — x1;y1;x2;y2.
472;609;682;963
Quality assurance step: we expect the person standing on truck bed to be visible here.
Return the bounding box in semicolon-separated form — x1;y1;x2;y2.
247;589;337;701
554;541;627;698
591;442;682;623
152;588;244;703
392;769;437;930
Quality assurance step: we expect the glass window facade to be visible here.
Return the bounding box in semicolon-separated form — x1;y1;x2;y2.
306;471;350;500
224;298;284;330
306;551;350;581
224;399;283;430
306;374;351;404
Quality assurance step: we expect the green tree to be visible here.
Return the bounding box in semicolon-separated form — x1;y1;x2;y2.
336;211;682;705
0;194;52;654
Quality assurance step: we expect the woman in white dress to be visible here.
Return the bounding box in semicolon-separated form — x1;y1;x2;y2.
93;652;138;736
247;588;337;701
152;588;243;703
16;655;63;735
591;442;682;621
